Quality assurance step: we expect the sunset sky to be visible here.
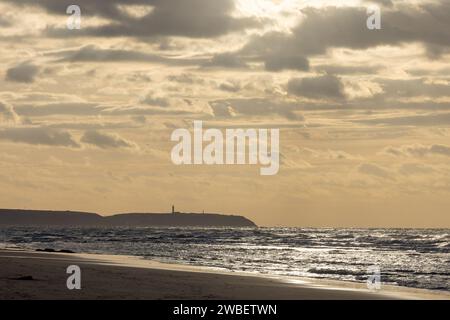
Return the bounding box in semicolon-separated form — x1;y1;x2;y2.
0;0;449;227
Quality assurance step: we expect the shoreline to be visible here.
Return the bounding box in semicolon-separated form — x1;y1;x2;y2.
1;248;448;300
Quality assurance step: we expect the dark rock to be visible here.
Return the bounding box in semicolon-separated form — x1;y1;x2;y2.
58;249;75;253
36;248;55;252
12;276;34;281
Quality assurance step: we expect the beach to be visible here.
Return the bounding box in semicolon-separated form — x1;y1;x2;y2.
1;248;448;300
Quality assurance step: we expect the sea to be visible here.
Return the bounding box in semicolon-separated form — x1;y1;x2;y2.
1;227;449;291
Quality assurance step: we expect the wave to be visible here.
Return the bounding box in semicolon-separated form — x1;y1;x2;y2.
1;226;449;291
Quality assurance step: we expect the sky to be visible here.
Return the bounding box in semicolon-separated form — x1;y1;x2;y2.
0;0;449;227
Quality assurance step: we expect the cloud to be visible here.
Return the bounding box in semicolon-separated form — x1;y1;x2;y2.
131;115;147;124
140;92;171;107
14;102;102;117
382;144;450;158
302;148;361;161
358;163;392;180
236;31;310;72
3;0;135;20
287;75;345;100
5;62;40;83
297;3;450;54
264;53;309;72
0;101;20;123
209;99;304;120
355;112;450;126
280;153;313;170
48;45;203;66
398;163;436;176
10;0;261;39
218;81;241;93
0;14;12;27
203;52;249;69
126;72;152;83
80;130;135;149
138;91;198;111
363;0;394;8
375;78;450;98
13;100;194;118
232;2;450;72
314;64;381;75
167;73;205;85
208;101;236;118
101;106;194;116
0;127;80;147
406;67;450;77
45;120;142;131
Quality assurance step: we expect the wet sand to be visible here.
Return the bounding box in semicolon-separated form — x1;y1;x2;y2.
1;249;448;300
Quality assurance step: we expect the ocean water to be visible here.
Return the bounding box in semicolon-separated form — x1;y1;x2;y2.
1;227;449;291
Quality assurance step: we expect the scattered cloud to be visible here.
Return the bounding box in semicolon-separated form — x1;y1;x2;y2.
14;0;263;39
14;102;102;117
398;163;436;176
357;163;393;180
5;62;40;83
302;148;361;161
47;45;203;66
218;81;241;93
314;64;381;75
80;130;136;149
287;75;345;100
141;92;171;107
382;144;450;157
355;113;450;126
0;127;80;148
203;52;249;69
228;2;450;73
209;99;304;120
0;101;20;123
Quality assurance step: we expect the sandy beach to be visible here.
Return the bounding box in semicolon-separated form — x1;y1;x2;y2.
0;248;448;300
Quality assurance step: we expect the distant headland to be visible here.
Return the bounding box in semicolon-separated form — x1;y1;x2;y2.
0;206;257;227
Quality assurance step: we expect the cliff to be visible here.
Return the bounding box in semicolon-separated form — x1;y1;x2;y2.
0;209;256;227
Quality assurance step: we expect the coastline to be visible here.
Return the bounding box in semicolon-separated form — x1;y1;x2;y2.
1;248;448;300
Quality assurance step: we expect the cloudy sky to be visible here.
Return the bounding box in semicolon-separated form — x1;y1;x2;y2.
0;0;449;227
